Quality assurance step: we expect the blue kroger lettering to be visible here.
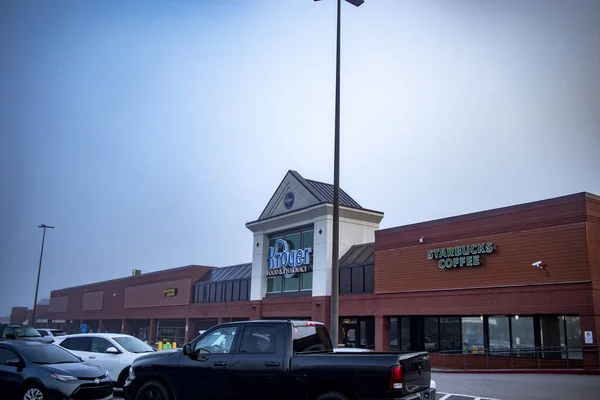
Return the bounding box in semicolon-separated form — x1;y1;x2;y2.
268;239;312;278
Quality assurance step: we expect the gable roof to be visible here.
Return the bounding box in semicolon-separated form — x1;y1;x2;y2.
339;242;375;267
256;170;365;221
304;178;362;209
195;263;252;284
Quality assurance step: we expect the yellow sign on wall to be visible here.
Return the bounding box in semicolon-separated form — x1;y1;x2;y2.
164;288;178;297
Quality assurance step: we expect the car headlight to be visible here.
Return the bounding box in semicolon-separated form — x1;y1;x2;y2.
50;374;78;382
127;366;135;381
105;370;110;379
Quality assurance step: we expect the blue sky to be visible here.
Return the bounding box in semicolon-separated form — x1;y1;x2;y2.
1;0;599;316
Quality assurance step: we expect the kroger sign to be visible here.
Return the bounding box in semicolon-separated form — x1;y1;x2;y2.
267;239;312;278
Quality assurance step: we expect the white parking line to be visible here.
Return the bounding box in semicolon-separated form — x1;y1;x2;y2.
438;392;503;400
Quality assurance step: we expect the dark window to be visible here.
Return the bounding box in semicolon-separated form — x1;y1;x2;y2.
489;316;511;355
240;280;249;300
232;281;240;301
400;317;411;351
439;317;461;351
301;272;313;291
0;347;19;364
351;267;363;293
363;264;374;293
284;276;300;292
194;326;238;354
196;285;204;303
340;269;351;294
511;316;534;357
61;337;91;352
239;325;283;354
38;330;48;337
224;282;232;302
462;317;485;353
292;325;333;353
1;327;15;338
390;317;399;351
91;337;112;353
216;283;223;302
210;283;216;302
267;277;282;293
424;317;439;352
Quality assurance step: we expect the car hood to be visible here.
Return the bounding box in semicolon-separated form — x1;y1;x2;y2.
134;349;181;364
41;362;107;379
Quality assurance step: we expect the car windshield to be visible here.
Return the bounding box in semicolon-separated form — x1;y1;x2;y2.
20;344;82;364
14;326;42;338
112;336;154;353
50;330;67;337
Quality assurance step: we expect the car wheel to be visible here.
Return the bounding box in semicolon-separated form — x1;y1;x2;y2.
134;380;172;400
316;391;351;400
22;385;45;400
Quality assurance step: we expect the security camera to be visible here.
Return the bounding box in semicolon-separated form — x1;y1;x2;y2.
532;261;543;269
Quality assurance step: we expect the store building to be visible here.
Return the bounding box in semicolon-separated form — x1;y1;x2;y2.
31;170;599;370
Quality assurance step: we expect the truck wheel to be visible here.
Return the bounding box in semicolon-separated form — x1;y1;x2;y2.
134;380;172;400
316;391;351;400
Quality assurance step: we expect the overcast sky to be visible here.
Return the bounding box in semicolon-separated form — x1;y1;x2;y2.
1;0;599;316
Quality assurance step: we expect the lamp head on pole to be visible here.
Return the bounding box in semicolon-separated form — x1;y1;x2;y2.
314;0;364;6
38;224;55;229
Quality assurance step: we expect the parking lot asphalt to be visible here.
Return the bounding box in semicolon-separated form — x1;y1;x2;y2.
114;372;600;400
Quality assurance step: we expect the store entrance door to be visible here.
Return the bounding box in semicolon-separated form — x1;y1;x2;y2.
344;323;359;348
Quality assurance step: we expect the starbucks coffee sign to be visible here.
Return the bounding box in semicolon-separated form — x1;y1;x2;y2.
427;242;495;269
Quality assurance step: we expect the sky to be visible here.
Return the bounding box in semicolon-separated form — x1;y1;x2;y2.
1;0;599;316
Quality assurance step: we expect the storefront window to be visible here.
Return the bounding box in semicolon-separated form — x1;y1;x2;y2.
565;316;582;360
488;316;511;355
439;317;461;351
267;277;282;293
266;227;314;295
424;317;439;352
511;316;535;357
390;317;399;351
462;317;484;353
286;233;301;250
400;317;411;351
301;272;313;290
284;276;300;292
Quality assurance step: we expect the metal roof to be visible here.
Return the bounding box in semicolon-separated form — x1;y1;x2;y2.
196;263;252;284
304;178;362;209
339;242;375;267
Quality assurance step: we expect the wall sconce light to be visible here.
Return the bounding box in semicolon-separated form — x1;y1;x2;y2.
480;315;484;321
515;315;520;321
419;236;424;243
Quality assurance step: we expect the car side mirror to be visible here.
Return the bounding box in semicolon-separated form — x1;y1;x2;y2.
6;359;22;368
182;344;191;356
105;347;120;354
6;333;16;340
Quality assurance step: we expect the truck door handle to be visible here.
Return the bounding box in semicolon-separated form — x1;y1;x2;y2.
213;361;227;367
265;362;280;367
89;356;96;359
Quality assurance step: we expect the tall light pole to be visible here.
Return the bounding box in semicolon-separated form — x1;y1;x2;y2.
314;0;364;348
31;224;54;327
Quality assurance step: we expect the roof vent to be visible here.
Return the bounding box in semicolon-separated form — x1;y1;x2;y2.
132;269;142;276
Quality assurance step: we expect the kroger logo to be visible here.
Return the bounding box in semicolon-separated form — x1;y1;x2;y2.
284;191;294;209
267;239;312;278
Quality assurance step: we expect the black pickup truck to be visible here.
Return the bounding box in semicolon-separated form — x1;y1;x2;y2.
124;320;434;400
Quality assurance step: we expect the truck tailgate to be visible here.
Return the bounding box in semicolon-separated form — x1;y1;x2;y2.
401;352;431;395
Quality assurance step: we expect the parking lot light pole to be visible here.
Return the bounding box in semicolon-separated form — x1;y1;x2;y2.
314;0;364;348
31;224;54;327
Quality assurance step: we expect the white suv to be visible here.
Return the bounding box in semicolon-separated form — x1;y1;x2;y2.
53;333;155;388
